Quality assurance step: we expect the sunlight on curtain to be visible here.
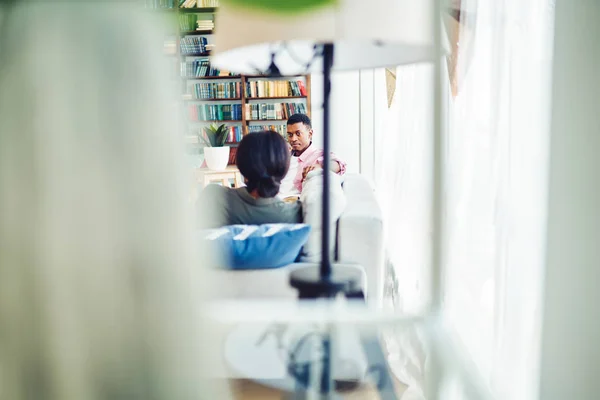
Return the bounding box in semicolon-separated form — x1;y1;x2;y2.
376;63;434;400
445;0;554;398
376;0;554;398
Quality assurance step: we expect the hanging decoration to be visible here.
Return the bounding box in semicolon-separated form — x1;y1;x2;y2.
385;67;396;108
443;0;477;97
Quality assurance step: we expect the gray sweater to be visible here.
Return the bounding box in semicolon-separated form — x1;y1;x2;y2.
197;185;303;228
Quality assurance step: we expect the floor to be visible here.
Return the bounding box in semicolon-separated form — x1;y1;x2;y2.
211;320;408;399
229;378;407;399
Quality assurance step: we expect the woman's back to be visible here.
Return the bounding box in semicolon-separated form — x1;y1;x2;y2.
197;130;302;228
198;185;302;228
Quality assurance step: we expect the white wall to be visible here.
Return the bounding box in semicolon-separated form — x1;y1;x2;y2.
538;1;600;398
310;71;364;174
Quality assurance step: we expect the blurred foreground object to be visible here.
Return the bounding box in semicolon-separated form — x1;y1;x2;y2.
0;2;228;399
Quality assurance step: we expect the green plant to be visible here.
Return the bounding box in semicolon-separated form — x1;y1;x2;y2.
221;0;336;15
198;123;229;147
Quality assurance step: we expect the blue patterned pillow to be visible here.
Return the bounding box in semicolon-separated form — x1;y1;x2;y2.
204;224;311;270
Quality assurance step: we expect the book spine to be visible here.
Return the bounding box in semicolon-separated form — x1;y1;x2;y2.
297;80;307;96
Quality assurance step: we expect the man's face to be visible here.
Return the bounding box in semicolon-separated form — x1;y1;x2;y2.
286;122;312;154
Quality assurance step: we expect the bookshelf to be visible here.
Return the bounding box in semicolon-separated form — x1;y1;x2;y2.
149;1;312;152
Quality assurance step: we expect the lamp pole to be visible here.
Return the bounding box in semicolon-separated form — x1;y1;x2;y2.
320;43;333;280
289;44;362;300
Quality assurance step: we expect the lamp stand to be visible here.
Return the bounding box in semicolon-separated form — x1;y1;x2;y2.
289;43;363;299
288;43;364;397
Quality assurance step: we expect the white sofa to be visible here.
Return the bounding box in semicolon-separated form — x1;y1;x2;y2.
207;173;385;303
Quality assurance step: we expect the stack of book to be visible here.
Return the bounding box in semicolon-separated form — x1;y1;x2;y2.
180;36;208;55
180;0;219;7
190;82;241;99
179;0;197;7
196;20;214;31
245;80;307;98
189;104;243;121
245;102;308;120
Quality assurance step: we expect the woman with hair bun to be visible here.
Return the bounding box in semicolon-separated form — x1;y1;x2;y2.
197;130;302;228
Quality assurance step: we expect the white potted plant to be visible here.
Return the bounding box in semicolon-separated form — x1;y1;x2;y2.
199;123;230;171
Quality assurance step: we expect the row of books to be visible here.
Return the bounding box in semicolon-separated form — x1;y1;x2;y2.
180;60;235;77
144;0;176;8
179;0;197;7
245;102;308;121
200;125;242;143
190;82;241;99
182;79;309;101
180;36;208;55
248;125;288;137
181;0;219;7
144;0;218;9
197;0;219;6
189;104;243;122
179;15;196;31
245;80;307;98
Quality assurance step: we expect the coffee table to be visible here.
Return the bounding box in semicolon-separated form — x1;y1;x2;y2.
206;301;411;399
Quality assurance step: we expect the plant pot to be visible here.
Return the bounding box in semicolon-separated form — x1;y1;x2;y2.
204;146;230;171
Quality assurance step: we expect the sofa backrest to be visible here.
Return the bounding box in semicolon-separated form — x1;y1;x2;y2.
337;174;385;304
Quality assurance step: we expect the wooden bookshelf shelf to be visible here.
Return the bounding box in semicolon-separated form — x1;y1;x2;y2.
191;120;243;123
245;74;308;79
162;5;311;139
183;76;241;80
186;97;242;101
181;52;211;57
246;96;308;100
246;119;288;123
148;7;216;13
180;30;214;35
178;7;217;13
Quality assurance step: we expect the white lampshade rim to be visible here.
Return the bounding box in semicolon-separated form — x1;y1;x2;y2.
211;39;439;75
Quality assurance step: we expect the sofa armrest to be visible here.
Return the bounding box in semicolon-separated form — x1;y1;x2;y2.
336;174;384;304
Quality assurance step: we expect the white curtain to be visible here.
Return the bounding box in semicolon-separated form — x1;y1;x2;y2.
376;63;435;400
376;0;554;398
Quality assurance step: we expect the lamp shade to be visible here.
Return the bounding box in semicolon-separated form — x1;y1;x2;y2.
211;0;440;75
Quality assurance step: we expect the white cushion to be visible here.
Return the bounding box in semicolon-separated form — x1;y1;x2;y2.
337;174;384;303
298;169;346;262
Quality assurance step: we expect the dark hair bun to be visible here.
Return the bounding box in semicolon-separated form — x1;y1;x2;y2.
256;175;279;198
236;131;291;198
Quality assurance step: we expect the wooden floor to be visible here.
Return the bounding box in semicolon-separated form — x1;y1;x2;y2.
229;378;407;400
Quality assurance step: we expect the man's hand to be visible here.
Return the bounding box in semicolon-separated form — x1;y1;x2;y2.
302;160;342;181
330;160;341;174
